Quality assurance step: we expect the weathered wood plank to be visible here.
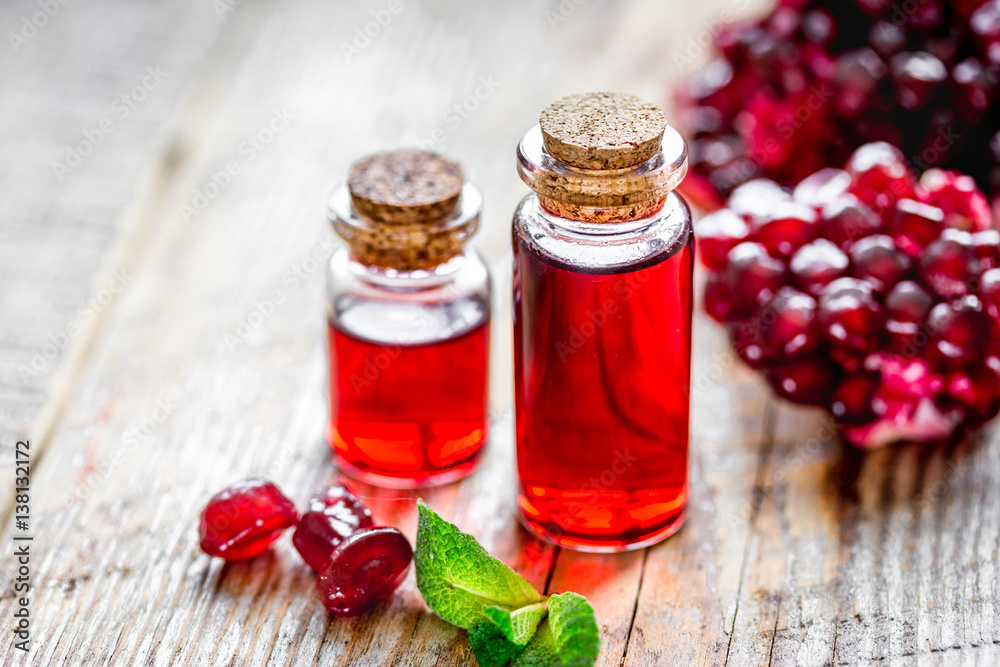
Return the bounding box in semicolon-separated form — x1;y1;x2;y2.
0;0;226;513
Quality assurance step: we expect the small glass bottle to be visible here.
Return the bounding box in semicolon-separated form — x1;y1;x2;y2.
326;149;490;488
512;93;694;551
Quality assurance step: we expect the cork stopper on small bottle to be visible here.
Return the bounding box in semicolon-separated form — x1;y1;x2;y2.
347;149;465;224
539;92;668;170
330;150;480;272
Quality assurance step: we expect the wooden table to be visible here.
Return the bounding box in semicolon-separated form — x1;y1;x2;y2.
3;0;999;664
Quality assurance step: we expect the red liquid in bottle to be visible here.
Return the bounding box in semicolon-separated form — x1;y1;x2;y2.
513;236;693;551
327;321;489;487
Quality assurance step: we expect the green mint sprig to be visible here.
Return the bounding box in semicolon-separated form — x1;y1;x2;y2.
415;501;600;667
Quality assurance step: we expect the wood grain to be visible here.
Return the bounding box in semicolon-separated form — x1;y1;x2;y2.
2;0;1000;665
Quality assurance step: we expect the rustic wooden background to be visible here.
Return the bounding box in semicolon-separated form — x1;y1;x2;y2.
2;0;999;664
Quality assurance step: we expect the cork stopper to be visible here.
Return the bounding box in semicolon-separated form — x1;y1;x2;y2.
347;149;464;224
539;92;668;170
330;150;481;272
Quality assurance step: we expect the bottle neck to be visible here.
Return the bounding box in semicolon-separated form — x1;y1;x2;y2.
537;195;669;235
347;250;468;290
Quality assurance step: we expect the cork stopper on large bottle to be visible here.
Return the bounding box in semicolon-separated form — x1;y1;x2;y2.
517;92;687;218
330;149;480;271
539;92;668;170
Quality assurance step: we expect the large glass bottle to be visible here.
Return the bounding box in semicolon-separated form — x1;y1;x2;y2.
326;150;490;488
512;93;694;551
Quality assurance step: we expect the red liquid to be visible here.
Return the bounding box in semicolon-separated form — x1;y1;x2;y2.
513;236;693;551
327;322;489;487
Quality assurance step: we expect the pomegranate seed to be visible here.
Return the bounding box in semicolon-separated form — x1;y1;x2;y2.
751;286;821;360
766;356;838;406
292;485;374;571
754;201;820;258
697;209;750;271
724;242;787;315
849;234;911;293
834;49;887;117
831;372;881;423
729;321;767;368
946;367;1000;423
886;280;935;322
920;169;993;231
890;198;945;257
971;1;1000;66
846;142;917;213
927;296;990;366
889;51;947;109
704;273;737;322
794;168;852;210
821;195;883;248
817;277;884;356
919;229;979;298
728;179;791;224
980;268;1000;319
790;238;849;295
973;230;1000;270
317;527;412;616
199;479;299;561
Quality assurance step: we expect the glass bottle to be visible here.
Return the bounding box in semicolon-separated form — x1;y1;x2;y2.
326;149;490;488
512;93;694;551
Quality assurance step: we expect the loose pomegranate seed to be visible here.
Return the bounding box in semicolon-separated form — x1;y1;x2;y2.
849;234;911;293
292;485;374;571
971;1;1000;66
927;296;990;366
766;356;838;406
697;209;750;271
890;198;945;257
316;527;413;616
729;321;767;368
822;194;884;249
199;479;299;561
724;242;787;315
886;280;935;322
834;49;887;117
790;238;849;295
817;277;884;355
919;229;979;298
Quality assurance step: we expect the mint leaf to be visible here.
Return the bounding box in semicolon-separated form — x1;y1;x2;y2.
548;592;601;667
468;619;522;667
485;602;547;646
512;619;559;667
415;500;543;630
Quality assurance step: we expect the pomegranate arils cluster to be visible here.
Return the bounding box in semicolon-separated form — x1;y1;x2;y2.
702;142;1000;448
198;480;412;616
677;0;1000;210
